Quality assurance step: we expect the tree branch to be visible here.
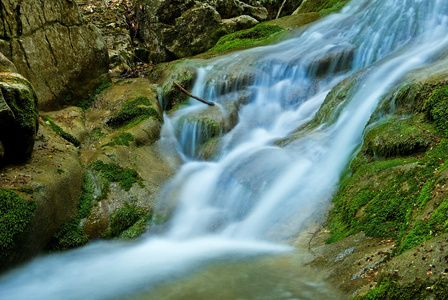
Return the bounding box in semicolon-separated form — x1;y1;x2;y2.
173;82;215;106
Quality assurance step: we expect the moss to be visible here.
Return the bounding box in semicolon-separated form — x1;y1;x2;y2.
327;127;448;254
0;189;36;256
89;127;107;142
102;203;151;239
210;23;285;53
357;276;448;299
363;116;436;158
45;175;95;251
77;81;113;111
42;115;81;147
318;0;350;15
296;0;349;15
424;83;448;136
103;132;135;147
106;96;160;129
90;160;144;192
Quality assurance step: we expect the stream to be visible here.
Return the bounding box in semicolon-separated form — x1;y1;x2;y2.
2;0;448;299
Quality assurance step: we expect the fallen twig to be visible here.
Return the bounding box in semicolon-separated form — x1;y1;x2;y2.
173;81;215;106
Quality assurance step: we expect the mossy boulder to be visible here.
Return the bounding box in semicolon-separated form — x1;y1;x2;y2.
293;0;350;16
0;72;38;165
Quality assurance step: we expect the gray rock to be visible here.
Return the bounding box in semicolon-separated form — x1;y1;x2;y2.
222;15;259;32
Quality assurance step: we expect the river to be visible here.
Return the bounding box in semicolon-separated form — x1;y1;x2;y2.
1;0;448;299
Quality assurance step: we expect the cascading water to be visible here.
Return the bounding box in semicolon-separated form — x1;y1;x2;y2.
2;0;448;299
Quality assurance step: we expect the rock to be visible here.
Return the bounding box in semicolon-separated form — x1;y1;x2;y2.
0;72;38;164
211;0;268;21
137;0;267;63
0;116;83;271
76;0;135;75
222;15;259;33
44;106;88;146
167;3;225;58
0;53;17;73
0;0;110;111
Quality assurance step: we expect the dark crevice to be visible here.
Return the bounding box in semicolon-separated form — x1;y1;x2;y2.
66;26;76;52
16;40;31;70
14;5;22;36
44;32;58;67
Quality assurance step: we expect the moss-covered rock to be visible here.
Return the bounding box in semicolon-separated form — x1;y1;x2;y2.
0;72;38;165
294;0;350;16
102;203;151;239
210;23;285;53
0;189;36;257
106;96;160;129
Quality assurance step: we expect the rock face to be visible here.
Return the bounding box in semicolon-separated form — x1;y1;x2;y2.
137;0;267;63
0;0;110;111
0;54;38;165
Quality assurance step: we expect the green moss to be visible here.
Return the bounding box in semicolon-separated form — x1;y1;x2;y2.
90;160;144;192
424;83;448;136
103;132;135;147
210;24;285;53
42;115;81;147
46;175;95;251
89;128;107;142
357;276;448;299
102;203;151;239
77;81;113;111
0;189;36;256
318;0;350;15
327;129;448;254
363;116;436;158
296;0;349;15
106;96;160;129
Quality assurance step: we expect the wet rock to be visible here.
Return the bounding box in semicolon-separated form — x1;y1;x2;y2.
0;0;110;111
307;44;356;77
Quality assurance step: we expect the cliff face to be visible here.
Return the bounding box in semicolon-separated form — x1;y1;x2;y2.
0;0;110;111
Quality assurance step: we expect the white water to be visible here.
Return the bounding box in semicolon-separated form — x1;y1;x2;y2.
2;0;448;299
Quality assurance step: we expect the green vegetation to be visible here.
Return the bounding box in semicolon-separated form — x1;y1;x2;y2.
102;203;151;239
106;96;160;129
297;0;349;15
424;83;448;136
103;132;135;147
210;24;285;53
319;0;350;15
42;115;81;147
77;81;113;111
89;127;107;142
0;189;36;256
356;276;448;299
327;83;448;256
90;160;144;192
46;175;95;251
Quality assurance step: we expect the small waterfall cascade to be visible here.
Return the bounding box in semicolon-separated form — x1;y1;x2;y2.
1;0;448;299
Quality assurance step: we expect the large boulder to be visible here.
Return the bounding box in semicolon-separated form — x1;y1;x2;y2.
137;0;268;63
0;0;110;111
0;54;38;165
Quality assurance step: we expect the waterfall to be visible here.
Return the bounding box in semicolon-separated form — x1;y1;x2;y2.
2;0;448;299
